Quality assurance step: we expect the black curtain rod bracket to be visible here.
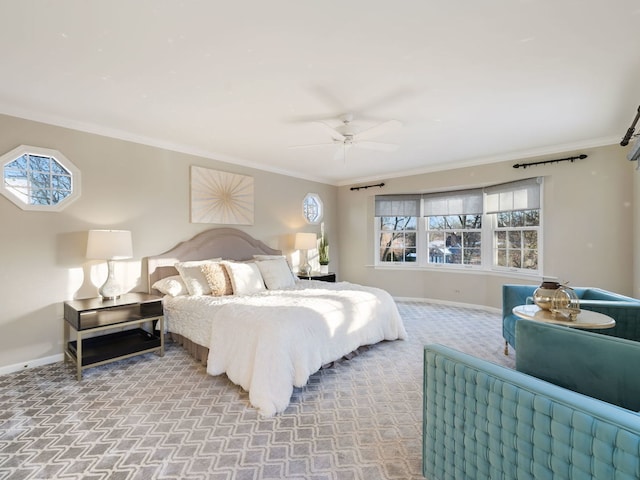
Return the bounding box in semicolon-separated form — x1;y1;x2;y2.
350;182;385;191
513;154;587;169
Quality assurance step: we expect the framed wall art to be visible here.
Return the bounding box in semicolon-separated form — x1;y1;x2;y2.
190;166;254;225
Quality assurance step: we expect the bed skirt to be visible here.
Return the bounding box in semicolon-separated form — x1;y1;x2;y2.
169;332;372;369
169;332;210;365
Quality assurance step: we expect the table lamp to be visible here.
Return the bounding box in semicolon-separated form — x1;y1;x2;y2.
294;232;317;276
86;229;133;300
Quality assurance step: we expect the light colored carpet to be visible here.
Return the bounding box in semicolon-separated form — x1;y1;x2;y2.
0;301;513;480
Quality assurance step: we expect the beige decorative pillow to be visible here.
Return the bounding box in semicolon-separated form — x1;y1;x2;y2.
202;262;233;296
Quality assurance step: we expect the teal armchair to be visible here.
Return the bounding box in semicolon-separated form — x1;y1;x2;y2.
502;284;640;354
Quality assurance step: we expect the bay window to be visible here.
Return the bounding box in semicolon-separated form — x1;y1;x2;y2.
374;178;542;274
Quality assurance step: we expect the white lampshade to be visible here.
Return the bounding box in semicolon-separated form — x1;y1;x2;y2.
86;230;133;260
294;232;317;250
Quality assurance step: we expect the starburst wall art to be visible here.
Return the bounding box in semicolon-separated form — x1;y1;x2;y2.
190;166;254;225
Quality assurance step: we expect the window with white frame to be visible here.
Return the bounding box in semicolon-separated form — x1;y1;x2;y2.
424;189;483;266
375;195;419;263
0;145;81;211
486;178;541;271
374;178;542;274
302;193;323;224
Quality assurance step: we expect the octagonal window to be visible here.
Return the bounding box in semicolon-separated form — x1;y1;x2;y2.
1;145;81;211
303;193;323;224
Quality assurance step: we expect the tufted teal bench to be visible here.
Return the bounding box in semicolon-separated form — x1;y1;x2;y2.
423;342;640;479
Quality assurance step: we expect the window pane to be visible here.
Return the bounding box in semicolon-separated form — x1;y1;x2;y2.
52;189;72;204
465;248;481;265
465;231;482;248
4;169;27;184
52;174;71;190
523;249;538;269
404;217;417;230
428;232;445;263
6;155;28;170
462;214;482;229
511;210;524;227
495;231;506;248
30;189;51;205
508;231;521;248
525;210;539;226
497;212;510;228
496;249;507;267
30;172;50;187
28;155;51;172
380;216;415;231
50;159;69;175
404;248;417;262
508;250;522;268
445;215;463;229
405;232;416;247
428;216;444;229
523;230;537;250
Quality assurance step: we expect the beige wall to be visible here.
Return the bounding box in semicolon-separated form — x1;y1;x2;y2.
1;111;636;372
337;144;636;308
0;114;337;371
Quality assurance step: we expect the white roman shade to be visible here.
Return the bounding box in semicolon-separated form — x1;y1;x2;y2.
485;177;542;213
423;189;483;216
375;194;420;217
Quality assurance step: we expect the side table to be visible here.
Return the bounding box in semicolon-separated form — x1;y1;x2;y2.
297;272;336;282
512;304;615;329
63;292;164;380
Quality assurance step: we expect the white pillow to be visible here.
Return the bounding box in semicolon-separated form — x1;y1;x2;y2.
255;258;296;290
175;259;221;296
222;261;266;295
152;275;188;297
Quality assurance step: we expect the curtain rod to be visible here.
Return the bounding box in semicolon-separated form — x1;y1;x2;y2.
350;182;385;191
513;154;587;169
621;105;640;146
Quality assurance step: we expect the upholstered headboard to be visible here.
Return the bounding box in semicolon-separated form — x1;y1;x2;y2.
145;228;281;294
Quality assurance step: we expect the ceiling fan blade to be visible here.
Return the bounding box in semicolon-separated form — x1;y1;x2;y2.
314;121;346;141
355;141;398;152
353;119;402;141
288;142;337;149
334;145;348;163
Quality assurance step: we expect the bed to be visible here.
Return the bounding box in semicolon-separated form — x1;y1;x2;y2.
145;228;407;416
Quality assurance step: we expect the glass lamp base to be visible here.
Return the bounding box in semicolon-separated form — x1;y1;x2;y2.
299;263;312;276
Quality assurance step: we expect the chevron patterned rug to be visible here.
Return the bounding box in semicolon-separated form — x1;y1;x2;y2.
0;300;513;480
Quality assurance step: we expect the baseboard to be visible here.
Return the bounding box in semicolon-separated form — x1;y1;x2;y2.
393;296;501;314
0;353;64;376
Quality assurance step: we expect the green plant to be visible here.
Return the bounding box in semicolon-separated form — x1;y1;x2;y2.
319;231;329;265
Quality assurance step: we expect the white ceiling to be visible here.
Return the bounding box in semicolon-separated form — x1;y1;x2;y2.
1;1;639;186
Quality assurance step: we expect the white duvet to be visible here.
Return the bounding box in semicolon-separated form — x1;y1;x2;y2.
163;280;407;416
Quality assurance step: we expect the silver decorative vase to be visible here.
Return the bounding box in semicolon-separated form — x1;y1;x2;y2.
533;280;561;310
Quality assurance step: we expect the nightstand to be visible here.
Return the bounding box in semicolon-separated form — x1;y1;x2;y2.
63;293;164;380
297;272;336;282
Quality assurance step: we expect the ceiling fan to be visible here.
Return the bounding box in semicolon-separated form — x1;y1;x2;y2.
290;114;402;161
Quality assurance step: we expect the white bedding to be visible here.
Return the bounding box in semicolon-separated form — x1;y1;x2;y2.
162;280;407;416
